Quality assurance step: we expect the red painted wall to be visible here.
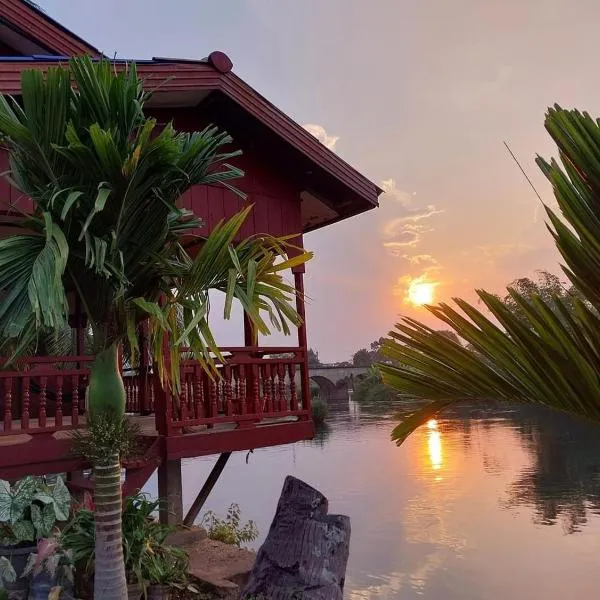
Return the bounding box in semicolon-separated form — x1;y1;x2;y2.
150;105;303;242
0;103;304;245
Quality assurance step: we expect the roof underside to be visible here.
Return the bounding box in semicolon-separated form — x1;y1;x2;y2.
0;2;381;232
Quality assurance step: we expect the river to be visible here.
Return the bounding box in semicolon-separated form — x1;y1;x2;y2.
146;398;600;599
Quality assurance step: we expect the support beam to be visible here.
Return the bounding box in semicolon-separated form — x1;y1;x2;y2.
158;458;183;526
183;452;232;527
294;269;311;413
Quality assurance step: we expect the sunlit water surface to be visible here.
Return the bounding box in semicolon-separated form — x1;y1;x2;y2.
146;399;600;599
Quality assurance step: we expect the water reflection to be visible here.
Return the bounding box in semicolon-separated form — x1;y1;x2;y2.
426;419;443;471
144;398;600;599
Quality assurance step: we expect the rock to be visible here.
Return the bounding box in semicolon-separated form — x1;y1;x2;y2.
240;476;351;600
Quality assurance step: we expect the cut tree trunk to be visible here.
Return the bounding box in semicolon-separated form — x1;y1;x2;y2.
93;453;128;600
240;476;351;600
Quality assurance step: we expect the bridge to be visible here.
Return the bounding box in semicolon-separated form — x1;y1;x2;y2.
308;365;370;401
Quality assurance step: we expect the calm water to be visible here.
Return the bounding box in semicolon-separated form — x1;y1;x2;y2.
146;399;600;599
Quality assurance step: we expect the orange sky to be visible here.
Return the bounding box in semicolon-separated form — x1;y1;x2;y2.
41;0;598;361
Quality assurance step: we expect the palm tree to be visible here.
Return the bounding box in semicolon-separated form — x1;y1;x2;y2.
380;106;600;446
0;57;311;599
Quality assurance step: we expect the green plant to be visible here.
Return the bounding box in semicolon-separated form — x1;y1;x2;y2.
201;504;258;547
61;491;171;587
0;476;71;547
0;557;16;590
22;537;74;585
142;545;188;586
0;56;311;599
380;105;600;444
311;394;329;424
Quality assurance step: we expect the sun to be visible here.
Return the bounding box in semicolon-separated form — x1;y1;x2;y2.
407;281;436;306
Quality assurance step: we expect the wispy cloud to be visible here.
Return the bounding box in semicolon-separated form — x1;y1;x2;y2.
404;254;440;266
302;124;339;151
380;179;444;256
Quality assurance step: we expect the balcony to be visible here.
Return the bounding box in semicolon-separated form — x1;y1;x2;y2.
0;347;314;479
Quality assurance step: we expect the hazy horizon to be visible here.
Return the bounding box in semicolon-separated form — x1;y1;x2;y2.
39;0;596;362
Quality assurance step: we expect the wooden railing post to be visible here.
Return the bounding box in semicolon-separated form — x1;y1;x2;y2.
294;268;311;415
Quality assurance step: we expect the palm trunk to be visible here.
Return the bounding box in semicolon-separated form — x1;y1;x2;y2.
93;455;127;599
88;343;128;600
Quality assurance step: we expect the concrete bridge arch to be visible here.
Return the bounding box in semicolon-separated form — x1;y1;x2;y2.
308;365;369;402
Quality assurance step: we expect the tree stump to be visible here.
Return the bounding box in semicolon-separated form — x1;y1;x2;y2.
240;476;351;600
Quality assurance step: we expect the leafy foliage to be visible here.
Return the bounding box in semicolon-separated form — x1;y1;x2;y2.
0;476;71;545
70;413;140;465
22;537;74;584
380;106;600;444
0;557;16;589
201;504;258;547
311;394;329;424
0;57;312;387
353;366;398;405
61;492;172;585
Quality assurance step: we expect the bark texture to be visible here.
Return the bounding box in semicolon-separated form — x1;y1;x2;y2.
241;476;351;600
93;455;127;600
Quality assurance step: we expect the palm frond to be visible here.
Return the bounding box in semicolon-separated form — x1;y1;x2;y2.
382;106;600;445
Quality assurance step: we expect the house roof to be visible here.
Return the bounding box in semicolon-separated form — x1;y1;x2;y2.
0;0;100;56
0;1;382;232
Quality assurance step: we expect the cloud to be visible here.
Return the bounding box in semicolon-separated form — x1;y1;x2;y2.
380;179;444;256
302;124;339;151
404;254;439;266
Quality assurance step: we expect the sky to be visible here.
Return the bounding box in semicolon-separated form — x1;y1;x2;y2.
38;0;600;362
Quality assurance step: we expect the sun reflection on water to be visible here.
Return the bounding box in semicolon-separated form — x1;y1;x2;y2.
427;419;443;471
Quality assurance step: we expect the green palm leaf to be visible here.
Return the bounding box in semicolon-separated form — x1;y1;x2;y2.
382;105;600;445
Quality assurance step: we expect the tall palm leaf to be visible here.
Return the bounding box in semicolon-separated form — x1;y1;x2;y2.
0;57;311;599
380;106;600;446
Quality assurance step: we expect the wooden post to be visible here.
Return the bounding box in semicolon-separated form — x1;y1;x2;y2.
183;452;231;527
158;459;183;526
138;321;151;415
241;476;351;599
294;268;311;413
243;313;258;414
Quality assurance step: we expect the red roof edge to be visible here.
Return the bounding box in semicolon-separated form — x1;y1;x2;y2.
0;0;101;56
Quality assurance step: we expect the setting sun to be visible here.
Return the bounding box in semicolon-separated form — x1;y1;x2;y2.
408;281;436;306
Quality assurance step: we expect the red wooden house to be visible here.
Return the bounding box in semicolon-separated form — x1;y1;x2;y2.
0;0;380;520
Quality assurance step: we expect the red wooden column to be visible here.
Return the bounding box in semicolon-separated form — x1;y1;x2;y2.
138;321;151;415
243;313;258;414
293;264;311;415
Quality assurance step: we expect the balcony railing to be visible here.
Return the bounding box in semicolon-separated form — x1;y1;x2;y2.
0;347;310;436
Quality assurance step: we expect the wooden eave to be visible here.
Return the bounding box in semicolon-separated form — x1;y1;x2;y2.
0;55;381;223
0;0;100;56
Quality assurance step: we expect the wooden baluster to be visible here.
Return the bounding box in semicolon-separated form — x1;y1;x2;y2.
261;365;270;413
55;375;63;427
180;372;189;422
193;366;203;419
232;368;239;414
278;364;287;412
239;365;247;415
209;378;218;419
72;375;79;426
252;365;260;414
22;376;30;430
39;376;47;429
288;364;297;411
3;378;12;432
224;366;233;416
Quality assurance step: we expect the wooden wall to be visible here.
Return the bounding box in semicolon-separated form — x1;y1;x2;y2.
0;102;304;246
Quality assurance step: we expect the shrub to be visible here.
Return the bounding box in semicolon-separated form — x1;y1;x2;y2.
311;394;329;424
201;504;258;547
